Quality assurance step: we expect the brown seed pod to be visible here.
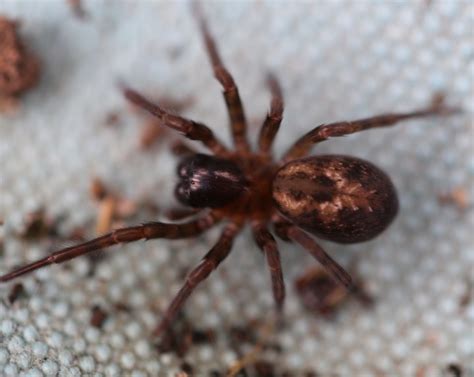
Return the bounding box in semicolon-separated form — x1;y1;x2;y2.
272;155;399;243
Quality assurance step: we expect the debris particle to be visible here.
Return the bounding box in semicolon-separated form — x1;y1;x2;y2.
180;361;194;375
89;177;138;235
17;208;60;240
155;312;193;357
229;324;257;345
155;312;217;358
208;370;222;377
191;328;216;345
294;264;374;317
104;111;121;127
66;226;86;242
459;278;472;309
0;15;40;113
227;320;275;377
114;301;131;313
294;265;349;317
8;283;26;304
96;196;117;235
167;44;184;60
254;360;275;377
90;177;109;201
445;363;463;377
90;305;108;328
438;186;469;211
68;0;88;20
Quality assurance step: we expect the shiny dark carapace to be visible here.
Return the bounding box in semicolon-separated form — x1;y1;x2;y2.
175;154;248;208
272;155;399;243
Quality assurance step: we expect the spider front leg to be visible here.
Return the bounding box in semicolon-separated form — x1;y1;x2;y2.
252;222;285;312
194;5;250;153
154;222;241;337
284;103;461;161
0;212;221;282
258;74;284;156
124;88;227;155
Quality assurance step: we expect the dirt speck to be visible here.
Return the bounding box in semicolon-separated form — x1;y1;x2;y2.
0;16;40;113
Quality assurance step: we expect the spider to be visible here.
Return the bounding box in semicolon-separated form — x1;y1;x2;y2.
0;9;458;338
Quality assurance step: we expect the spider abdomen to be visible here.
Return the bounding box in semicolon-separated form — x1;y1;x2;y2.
272;155;399;243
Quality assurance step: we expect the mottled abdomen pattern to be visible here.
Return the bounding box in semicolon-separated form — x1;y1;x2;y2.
272;155;399;243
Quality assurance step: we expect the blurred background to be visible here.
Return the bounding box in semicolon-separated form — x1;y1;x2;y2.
0;1;473;376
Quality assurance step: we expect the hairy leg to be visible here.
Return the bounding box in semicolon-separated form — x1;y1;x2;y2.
258;74;284;155
284;103;461;161
252;221;285;312
153;222;241;337
124;88;227;155
193;5;250;153
281;225;354;290
0;212;221;282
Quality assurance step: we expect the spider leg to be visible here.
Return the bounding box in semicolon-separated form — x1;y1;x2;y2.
284;226;354;291
258;74;284;155
153;222;241;337
124;88;227;155
252;222;285;313
284;103;461;161
193;5;250;153
0;212;221;282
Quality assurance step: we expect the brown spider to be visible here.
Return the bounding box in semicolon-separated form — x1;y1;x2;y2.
0;9;458;337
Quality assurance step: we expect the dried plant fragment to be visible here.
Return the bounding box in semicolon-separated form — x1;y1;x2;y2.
253;360;275;377
294;265;373;318
17;208;60;240
104;111;121;127
90;177;134;235
459;277;472;310
90;305;108;328
294;265;349;316
155;311;216;358
0;16;40;113
438;186;469;212
445;363;463;377
68;0;88;20
8;282;26;304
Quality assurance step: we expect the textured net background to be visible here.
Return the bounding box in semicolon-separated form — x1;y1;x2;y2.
0;1;473;376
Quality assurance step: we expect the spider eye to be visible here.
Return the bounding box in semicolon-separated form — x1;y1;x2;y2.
175;154;248;208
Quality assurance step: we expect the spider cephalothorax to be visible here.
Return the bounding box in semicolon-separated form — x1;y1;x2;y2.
0;7;458;337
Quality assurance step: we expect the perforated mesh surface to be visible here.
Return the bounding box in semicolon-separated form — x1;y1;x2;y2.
0;1;473;376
